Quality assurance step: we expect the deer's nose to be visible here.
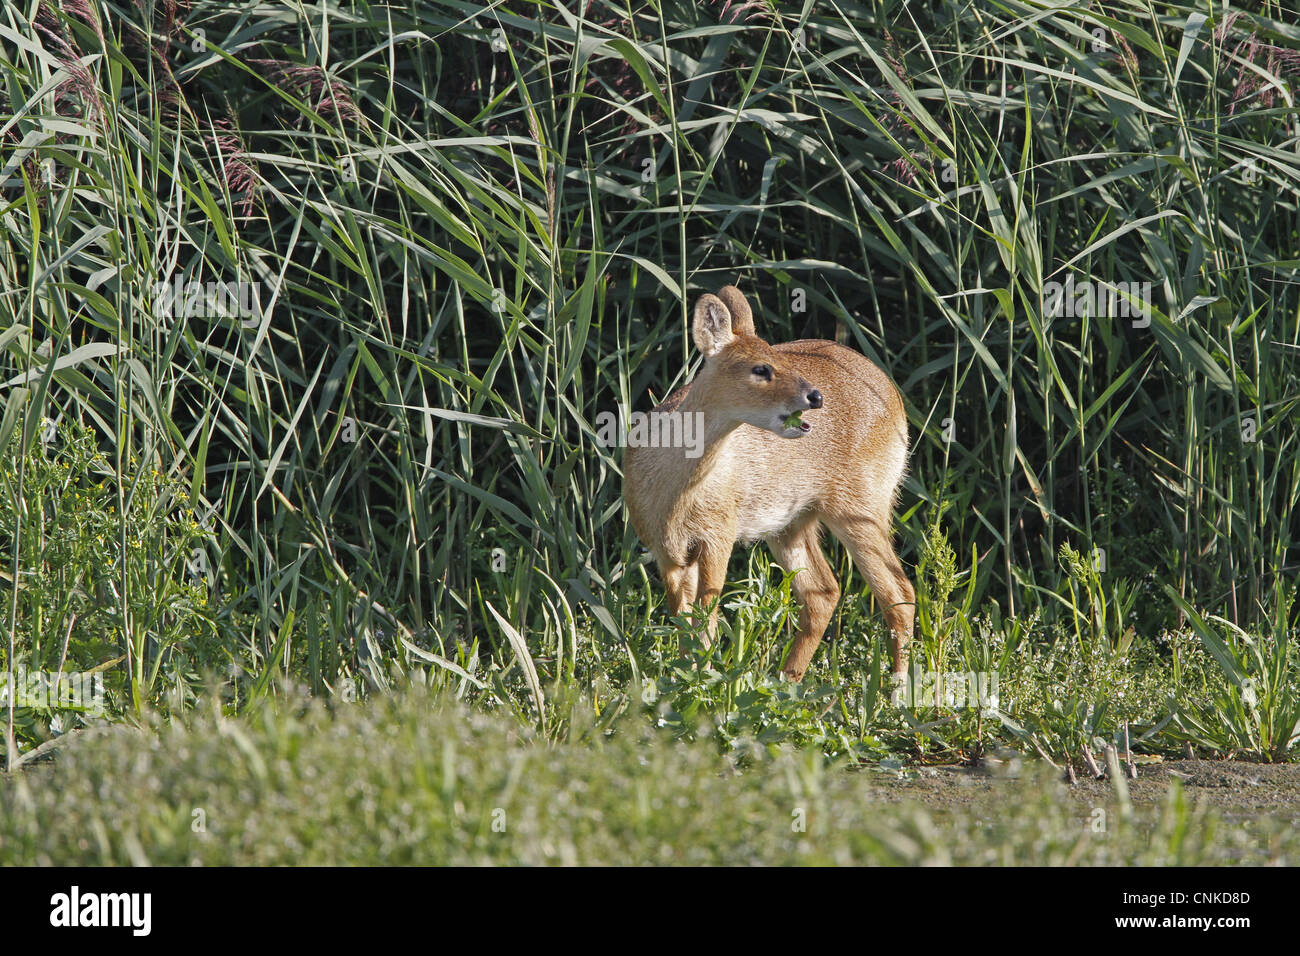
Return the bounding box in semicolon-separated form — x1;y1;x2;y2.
806;389;823;409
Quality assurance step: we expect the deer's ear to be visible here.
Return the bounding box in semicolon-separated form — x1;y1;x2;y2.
716;286;755;336
692;294;735;357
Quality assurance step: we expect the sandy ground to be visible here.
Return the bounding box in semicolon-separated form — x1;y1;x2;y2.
869;758;1300;823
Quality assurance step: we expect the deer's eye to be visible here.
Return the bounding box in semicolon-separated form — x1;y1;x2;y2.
751;365;772;381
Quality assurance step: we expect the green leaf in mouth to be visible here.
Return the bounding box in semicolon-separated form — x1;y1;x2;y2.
783;411;804;429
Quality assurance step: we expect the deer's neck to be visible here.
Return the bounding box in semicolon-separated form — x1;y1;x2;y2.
674;387;744;486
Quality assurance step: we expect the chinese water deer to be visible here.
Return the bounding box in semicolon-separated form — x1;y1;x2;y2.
624;285;914;680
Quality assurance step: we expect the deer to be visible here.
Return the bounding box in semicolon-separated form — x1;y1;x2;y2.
623;285;915;681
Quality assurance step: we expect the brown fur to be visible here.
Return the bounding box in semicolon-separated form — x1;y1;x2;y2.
624;286;915;679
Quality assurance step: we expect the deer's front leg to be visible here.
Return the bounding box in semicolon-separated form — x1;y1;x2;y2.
693;536;734;648
662;560;706;657
663;562;699;617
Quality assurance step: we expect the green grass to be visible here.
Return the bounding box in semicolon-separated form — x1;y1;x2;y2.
3;685;1292;865
1;0;1299;825
3;422;1297;773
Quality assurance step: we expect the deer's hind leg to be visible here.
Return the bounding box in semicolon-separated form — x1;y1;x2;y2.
766;518;841;681
824;511;915;677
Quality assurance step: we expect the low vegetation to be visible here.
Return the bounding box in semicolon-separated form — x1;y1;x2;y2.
5;686;1294;865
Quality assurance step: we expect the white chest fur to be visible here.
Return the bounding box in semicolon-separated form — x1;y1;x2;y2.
734;495;809;543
